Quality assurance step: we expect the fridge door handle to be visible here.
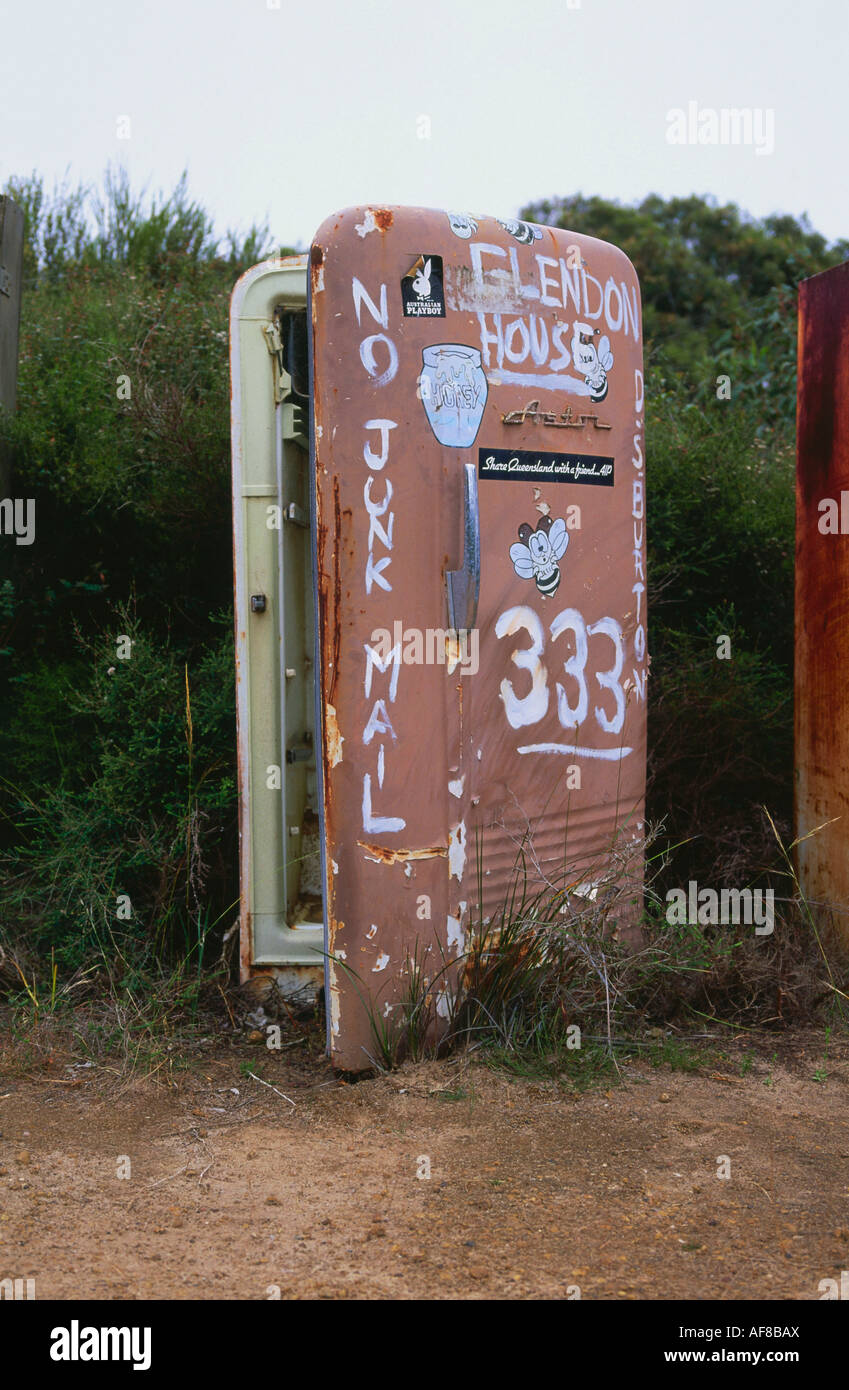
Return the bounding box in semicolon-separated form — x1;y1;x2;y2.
446;462;480;633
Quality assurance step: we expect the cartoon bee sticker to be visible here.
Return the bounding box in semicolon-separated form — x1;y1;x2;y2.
510;516;569;598
570;320;614;403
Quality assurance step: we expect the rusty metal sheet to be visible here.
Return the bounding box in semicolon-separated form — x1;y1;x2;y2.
310;206;647;1070
796;261;849;932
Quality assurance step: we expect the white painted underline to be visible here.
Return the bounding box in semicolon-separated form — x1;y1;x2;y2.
486;371;593;394
517;743;633;760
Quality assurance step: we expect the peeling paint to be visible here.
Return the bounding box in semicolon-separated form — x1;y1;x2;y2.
366;923;378;939
358;841;447;865
446;903;467;957
332;859;339;874
435;987;453;1020
354;208;393;237
372;951;390;973
448;775;465;799
326;704;344;767
448;821;467;882
446;632;464;674
328;966;342;1037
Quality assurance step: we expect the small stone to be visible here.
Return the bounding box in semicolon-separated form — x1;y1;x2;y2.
658;1093;671;1104
266;1195;281;1206
16;1151;30;1164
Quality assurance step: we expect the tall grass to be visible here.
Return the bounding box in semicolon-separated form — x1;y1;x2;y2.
339;816;849;1076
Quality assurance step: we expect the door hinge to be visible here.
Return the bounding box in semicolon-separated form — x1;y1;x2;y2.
284;502;309;528
262;321;309;449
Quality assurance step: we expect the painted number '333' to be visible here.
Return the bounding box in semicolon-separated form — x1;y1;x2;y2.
495;605;627;737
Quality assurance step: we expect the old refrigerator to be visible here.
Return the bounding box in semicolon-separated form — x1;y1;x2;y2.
232;207;647;1069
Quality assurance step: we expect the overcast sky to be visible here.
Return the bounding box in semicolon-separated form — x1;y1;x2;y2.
2;0;847;249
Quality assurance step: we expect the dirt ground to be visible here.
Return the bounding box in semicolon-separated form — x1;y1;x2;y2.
1;1029;848;1300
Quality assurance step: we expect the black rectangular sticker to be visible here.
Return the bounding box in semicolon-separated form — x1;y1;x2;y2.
478;448;614;486
401;254;445;317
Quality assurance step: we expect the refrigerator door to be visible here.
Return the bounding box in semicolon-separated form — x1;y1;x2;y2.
310;207;646;1070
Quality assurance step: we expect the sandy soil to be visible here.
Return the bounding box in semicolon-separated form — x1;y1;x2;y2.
1;1029;847;1300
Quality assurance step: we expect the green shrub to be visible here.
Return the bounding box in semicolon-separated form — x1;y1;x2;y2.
1;605;237;970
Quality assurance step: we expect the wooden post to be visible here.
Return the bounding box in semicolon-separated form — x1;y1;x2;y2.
796;262;849;938
0;195;25;496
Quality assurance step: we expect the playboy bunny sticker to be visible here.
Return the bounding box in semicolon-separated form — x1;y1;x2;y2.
401;253;445;317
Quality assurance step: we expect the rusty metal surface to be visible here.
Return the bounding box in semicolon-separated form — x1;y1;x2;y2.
796;261;849;928
310;207;647;1069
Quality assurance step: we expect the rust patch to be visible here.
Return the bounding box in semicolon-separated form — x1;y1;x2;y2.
239;909;252;981
310;242;325;297
357;841;448;865
373;208;393;231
